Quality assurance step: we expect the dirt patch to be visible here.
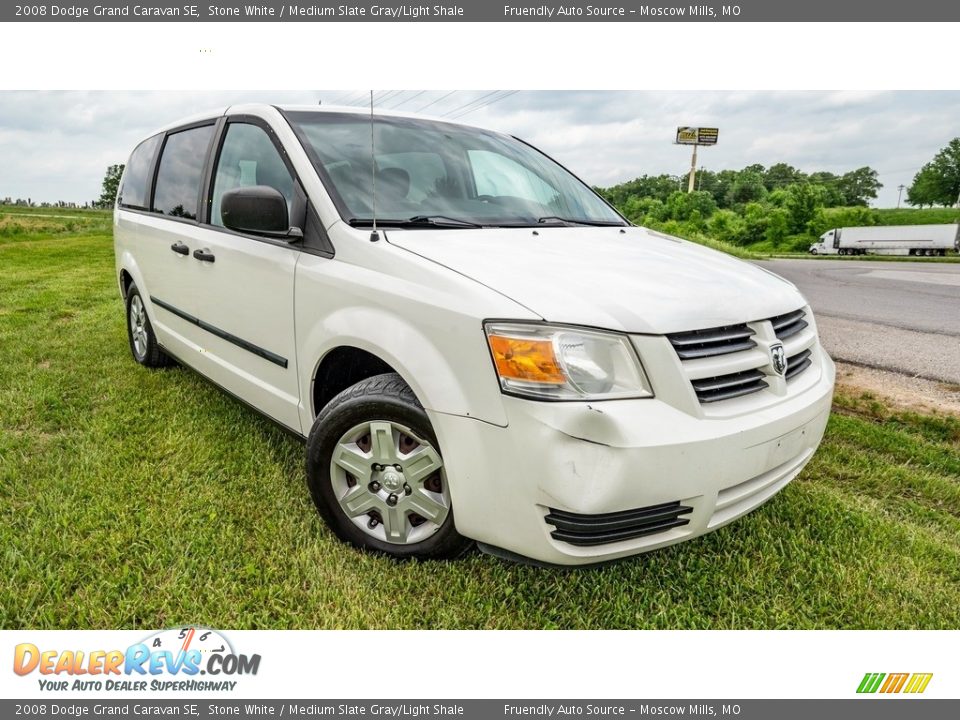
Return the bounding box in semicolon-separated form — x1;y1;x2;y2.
835;361;960;417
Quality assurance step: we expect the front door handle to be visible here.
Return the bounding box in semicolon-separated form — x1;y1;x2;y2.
193;248;215;263
170;242;189;256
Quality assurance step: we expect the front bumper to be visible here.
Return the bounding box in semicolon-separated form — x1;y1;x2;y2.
432;348;835;566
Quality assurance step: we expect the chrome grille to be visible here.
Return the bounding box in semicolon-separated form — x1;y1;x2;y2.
666;324;756;360
691;368;768;403
785;348;812;381
770;309;808;341
668;307;816;405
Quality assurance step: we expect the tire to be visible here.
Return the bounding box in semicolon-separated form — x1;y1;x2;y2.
125;283;173;368
306;373;472;560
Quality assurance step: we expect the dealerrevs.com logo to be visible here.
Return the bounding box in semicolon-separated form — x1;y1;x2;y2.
13;627;261;692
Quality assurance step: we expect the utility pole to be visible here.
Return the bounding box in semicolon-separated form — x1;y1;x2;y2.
897;184;905;208
698;167;706;191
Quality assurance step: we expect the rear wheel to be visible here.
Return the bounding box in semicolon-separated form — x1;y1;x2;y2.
125;284;172;368
306;373;472;560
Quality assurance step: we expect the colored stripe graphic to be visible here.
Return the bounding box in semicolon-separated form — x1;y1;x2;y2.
904;673;934;694
857;672;932;694
880;673;909;693
857;673;885;693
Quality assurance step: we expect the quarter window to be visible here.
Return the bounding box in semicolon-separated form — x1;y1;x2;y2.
211;123;295;227
118;134;161;210
152;125;215;220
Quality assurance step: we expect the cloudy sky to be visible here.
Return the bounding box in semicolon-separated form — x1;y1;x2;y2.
1;90;958;207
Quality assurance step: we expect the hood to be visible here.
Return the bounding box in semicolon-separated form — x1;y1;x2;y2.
386;226;806;334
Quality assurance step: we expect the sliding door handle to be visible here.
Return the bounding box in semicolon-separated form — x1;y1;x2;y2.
170;242;190;256
193;248;215;263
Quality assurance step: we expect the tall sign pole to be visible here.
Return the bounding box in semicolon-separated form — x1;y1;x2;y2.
676;127;719;192
687;144;698;193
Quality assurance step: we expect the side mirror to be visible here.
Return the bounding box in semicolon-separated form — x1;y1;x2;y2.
221;185;300;239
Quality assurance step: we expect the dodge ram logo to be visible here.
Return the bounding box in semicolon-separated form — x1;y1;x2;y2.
770;344;787;376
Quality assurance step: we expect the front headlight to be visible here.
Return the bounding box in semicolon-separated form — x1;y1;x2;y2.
484;322;653;401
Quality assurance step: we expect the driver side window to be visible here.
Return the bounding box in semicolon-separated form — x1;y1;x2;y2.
211;122;295;228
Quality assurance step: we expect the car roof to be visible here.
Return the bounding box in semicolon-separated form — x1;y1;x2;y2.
145;102;489;139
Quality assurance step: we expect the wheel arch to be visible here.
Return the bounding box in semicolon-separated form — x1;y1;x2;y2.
300;306;507;428
311;345;400;417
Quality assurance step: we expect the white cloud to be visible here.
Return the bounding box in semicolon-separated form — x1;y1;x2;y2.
1;90;958;207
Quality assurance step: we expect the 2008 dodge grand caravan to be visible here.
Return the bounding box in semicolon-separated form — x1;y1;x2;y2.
114;104;835;565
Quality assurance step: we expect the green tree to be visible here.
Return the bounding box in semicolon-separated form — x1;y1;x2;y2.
838;166;882;206
621;196;665;225
707;209;747;245
726;171;767;206
98;164;125;208
600;174;682;206
907;139;960;206
783;183;828;233
765;208;791;246
706;170;738;208
665;190;717;221
808;171;845;206
764;163;804;191
741;202;769;244
808;206;877;238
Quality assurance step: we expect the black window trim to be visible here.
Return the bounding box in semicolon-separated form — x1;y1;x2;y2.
200;113;334;258
147;118;220;225
117;133;163;212
118;112;334;258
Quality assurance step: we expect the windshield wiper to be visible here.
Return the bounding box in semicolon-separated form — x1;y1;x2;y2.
536;216;628;227
407;215;484;228
348;215;482;229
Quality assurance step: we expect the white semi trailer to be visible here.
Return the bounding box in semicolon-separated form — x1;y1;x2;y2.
809;224;960;256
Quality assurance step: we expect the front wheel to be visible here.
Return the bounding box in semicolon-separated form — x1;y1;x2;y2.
306;373;472;560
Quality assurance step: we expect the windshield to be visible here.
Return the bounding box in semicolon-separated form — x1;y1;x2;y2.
285;111;626;228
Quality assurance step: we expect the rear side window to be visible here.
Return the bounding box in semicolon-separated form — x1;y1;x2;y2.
152;125;215;220
118;134;161;210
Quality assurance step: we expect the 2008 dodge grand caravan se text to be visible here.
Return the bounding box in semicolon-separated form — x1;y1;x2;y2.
114;104;835;565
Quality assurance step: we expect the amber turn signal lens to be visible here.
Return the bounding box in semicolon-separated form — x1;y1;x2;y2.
488;334;566;385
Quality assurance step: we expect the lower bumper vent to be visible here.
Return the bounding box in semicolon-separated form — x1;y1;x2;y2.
545;501;693;546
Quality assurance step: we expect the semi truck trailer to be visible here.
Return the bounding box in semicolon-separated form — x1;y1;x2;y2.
809;224;960;256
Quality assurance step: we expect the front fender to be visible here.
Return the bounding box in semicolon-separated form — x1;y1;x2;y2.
297;304;508;430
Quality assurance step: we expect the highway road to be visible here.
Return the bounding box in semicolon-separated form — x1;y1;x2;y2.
755;258;960;384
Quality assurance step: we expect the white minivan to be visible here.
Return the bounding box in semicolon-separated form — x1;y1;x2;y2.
114;104;835;565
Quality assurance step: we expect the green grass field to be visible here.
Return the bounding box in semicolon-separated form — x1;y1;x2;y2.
2;212;960;629
874;207;960;226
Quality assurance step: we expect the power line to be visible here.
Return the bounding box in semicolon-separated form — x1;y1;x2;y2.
385;90;426;110
376;90;408;106
439;90;503;118
448;90;519;120
414;90;458;114
325;91;355;105
337;91;369;106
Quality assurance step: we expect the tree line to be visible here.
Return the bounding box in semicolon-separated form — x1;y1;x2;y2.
596;137;960;250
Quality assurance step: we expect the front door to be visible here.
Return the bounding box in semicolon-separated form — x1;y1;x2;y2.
176;119;303;433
